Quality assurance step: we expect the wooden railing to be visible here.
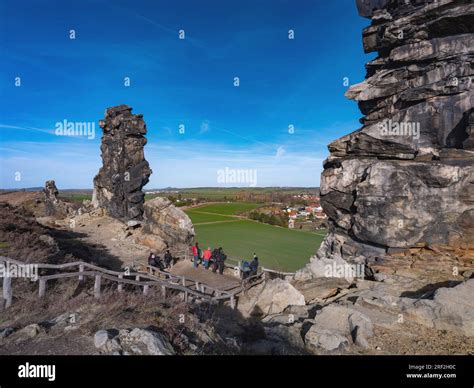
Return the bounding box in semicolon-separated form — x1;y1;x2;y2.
133;262;242;296
0;256;238;310
261;267;295;280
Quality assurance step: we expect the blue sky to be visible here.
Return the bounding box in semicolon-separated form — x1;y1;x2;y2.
0;0;372;189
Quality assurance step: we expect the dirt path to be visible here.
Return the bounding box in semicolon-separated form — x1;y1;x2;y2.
194;219;244;226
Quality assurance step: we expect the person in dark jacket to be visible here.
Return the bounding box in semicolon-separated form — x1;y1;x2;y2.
148;253;157;267
217;247;227;275
164;250;173;268
211;248;219;273
249;254;259;277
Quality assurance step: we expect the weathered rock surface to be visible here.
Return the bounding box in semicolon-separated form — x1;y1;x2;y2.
143;197;194;248
308;0;474;276
93;328;175;355
238;278;306;317
43;180;74;217
304;305;374;351
92;105;152;221
402;279;474;336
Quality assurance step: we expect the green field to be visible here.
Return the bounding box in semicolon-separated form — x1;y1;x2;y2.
60;193;92;202
186;203;325;272
189;202;261;215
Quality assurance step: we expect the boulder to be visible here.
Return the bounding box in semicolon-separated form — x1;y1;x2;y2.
304;305;374;351
94;328;175;355
17;324;41;339
119;328;175;355
143;197;194;247
94;330;113;349
247;279;306;317
403;279;474;336
349;311;374;348
305;327;349;352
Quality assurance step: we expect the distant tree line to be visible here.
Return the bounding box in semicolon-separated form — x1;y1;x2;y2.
248;211;289;227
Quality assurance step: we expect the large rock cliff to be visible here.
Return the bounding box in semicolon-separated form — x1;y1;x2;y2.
314;0;474;272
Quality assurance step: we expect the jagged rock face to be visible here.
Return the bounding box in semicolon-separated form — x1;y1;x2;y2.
93;105;152;221
43;180;73;217
318;0;474;263
142;197;195;248
43;180;60;216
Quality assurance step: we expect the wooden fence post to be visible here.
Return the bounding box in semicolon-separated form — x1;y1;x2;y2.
94;274;101;299
118;274;123;292
184;291;188;303
78;264;84;281
3;276;12;309
230;295;235;309
161;285;166;298
143;285;149;295
38;279;46;298
181;277;186;287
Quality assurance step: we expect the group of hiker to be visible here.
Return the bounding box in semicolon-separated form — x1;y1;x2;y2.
147;250;174;271
191;242;259;278
147;244;260;279
191;243;227;274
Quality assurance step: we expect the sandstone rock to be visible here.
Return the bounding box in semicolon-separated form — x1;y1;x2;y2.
143;197;194;248
349;311;374;348
43;180;74;217
403;279;474;336
313;305;353;334
17;324;41;339
247;279;306;317
292;276;352;304
93;105;152;221
94;330;113;349
313;0;474;272
305;305;374;350
305;327;349;352
119;328;175;355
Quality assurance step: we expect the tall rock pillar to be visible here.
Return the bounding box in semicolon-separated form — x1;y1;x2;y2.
93;105;152;221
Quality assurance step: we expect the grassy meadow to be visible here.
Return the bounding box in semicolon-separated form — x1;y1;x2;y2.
186;203;325;272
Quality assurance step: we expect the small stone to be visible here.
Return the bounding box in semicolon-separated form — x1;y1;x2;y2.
94;330;113;349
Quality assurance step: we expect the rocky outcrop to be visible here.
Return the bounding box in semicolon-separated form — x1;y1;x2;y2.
94;328;175;355
238;278;306;317
43;180;73;217
305;305;374;351
402;279;474;336
92;105;152;221
143;197;194;248
314;0;474;270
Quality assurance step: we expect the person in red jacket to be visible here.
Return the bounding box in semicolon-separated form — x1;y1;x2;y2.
202;247;212;269
192;242;200;268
